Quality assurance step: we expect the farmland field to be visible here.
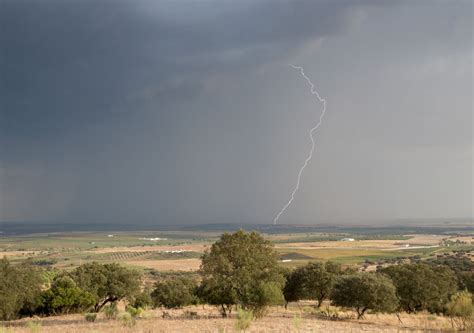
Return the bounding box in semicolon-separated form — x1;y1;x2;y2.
1;227;472;273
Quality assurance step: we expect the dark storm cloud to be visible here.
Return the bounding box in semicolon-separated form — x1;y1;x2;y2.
1;0;472;224
0;0;362;138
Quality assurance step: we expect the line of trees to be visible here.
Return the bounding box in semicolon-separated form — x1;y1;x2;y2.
0;258;141;320
1;230;473;326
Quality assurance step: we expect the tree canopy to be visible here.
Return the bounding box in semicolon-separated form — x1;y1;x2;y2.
151;276;198;309
38;276;95;315
70;262;141;312
283;261;342;307
199;230;285;317
380;263;458;313
331;273;398;319
0;257;44;320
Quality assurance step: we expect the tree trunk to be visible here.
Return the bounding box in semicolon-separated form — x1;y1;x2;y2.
396;312;404;325
357;307;367;319
220;305;227;318
95;297;118;312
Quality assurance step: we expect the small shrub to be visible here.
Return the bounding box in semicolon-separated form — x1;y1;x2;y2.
84;313;97;322
322;305;339;320
139;310;152;320
125;305;143;318
133;290;152;309
26;321;42;333
183;310;198;319
446;291;474;330
118;312;135;327
235;308;254;332
293;314;302;333
103;303;118;320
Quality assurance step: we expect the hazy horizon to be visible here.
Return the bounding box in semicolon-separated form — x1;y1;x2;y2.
1;1;473;226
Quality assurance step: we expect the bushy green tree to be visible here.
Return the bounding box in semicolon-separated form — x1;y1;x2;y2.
331;273;398;319
70;262;141;312
0;257;44;320
151;276;198;309
283;261;342;308
282;268;306;308
199;230;285;317
459;272;474;294
133;289;153;309
380;264;458;313
38;276;95;315
302;262;341;307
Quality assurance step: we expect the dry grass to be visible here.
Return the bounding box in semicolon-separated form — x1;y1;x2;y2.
403;234;445;245
1;305;456;333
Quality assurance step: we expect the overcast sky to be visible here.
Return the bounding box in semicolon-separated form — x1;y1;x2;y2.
1;0;472;225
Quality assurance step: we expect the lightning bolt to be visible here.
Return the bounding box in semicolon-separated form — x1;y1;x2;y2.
273;65;327;225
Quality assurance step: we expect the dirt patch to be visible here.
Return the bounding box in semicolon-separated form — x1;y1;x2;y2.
403;234;445;245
